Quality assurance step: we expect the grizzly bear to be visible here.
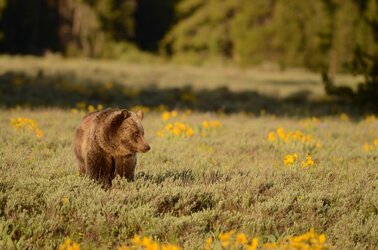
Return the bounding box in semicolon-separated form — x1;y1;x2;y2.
73;108;150;188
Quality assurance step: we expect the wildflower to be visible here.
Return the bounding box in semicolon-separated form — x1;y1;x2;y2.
161;111;171;121
35;129;44;138
87;105;96;112
204;237;212;250
302;155;315;167
268;131;276;141
284;153;298;166
202;120;222;129
59;238;80;250
236;233;248;245
374;139;378;146
219;230;235;248
158;122;195;138
97;104;104;111
246;237;259;250
363;143;374;152
276;128;285;138
319;234;327;244
10;117;43;139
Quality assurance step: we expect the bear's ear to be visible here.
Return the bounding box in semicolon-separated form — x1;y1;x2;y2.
121;109;131;119
136;110;144;120
109;109;130;129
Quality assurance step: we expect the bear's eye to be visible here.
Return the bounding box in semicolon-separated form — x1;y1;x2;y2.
133;132;139;138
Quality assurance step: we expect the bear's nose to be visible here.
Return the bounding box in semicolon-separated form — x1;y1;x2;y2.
144;145;151;151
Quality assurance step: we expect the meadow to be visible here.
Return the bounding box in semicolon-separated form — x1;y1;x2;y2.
0;57;377;250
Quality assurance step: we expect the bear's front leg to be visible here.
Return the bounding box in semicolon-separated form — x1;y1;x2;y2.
86;153;114;188
114;155;137;181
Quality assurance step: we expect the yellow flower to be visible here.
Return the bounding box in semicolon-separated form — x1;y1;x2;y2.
236;233;248;244
268;131;276;141
284;153;298;166
219;230;235;248
161;111;171;121
97;104;104;111
204;237;212;250
131;235;142;246
302;155;315;167
202;121;209;129
363;143;374;152
202;120;222;131
59;238;80;250
87;105;96;112
10;117;43;139
374;139;378;146
246;237;259;250
319;234;326;244
186;127;194;137
276;128;285;138
35;129;44;138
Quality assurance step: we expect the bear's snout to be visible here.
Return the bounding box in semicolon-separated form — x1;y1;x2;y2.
142;145;151;152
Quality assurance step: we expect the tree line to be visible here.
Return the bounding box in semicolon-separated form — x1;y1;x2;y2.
0;0;375;69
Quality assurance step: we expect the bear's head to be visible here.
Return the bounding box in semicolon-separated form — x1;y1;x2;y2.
96;109;150;156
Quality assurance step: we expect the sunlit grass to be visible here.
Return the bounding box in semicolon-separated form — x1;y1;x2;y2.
1;107;377;249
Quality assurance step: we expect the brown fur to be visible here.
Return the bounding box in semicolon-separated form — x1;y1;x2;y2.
73;108;150;188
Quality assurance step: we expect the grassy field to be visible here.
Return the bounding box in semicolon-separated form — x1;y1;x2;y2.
0;57;377;250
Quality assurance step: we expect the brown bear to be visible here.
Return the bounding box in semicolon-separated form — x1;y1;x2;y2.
73;108;150;188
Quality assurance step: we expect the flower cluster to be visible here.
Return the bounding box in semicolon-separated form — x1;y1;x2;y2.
284;153;298;166
157;122;195;138
211;228;327;250
161;109;192;121
268;128;314;145
59;238;80;250
118;235;180;250
161;110;178;121
284;153;315;167
202;120;222;129
59;228;328;250
263;228;327;249
363;138;378;152
10;117;43;138
216;231;258;249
